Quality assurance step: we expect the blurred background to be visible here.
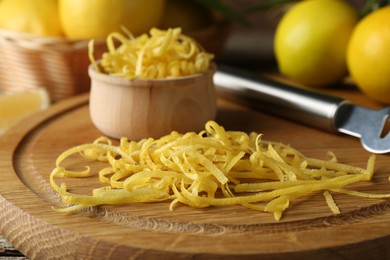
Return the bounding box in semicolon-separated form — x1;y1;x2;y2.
215;0;366;68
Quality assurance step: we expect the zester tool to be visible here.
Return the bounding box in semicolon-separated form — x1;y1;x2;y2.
214;65;390;154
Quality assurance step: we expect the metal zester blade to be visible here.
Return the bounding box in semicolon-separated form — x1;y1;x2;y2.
214;65;390;154
335;105;390;153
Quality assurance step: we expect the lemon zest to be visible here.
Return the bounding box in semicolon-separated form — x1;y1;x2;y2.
323;191;340;215
88;27;214;79
50;121;386;221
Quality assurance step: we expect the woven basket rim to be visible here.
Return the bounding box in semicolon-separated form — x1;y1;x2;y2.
0;29;105;52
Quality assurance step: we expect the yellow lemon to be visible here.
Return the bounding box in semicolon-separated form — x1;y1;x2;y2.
0;88;50;135
274;0;358;87
347;6;390;104
0;0;63;37
59;0;165;39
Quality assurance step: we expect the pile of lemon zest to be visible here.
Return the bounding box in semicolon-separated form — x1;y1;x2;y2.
49;121;386;221
88;27;214;79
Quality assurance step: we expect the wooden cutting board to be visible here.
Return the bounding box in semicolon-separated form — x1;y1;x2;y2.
1;91;390;259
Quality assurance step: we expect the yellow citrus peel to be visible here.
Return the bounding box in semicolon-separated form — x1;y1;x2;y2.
89;27;214;79
50;121;385;221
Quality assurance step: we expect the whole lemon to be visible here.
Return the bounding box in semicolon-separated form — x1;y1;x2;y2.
274;0;358;87
0;0;63;37
347;6;390;104
59;0;165;39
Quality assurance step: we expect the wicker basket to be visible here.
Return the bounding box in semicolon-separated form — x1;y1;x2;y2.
0;30;106;102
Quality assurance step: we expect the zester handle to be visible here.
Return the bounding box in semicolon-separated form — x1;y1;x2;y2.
214;65;350;132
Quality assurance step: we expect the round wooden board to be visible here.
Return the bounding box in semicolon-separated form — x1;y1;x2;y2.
1;92;390;259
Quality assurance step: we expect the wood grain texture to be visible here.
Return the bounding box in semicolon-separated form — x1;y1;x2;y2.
1;91;390;259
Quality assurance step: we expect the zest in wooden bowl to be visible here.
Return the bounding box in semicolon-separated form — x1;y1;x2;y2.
88;64;217;140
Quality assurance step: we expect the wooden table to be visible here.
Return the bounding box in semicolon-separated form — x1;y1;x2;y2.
1;83;389;259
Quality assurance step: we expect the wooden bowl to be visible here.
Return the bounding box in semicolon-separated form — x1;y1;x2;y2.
88;64;217;140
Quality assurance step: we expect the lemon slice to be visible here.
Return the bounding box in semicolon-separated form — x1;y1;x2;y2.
0;88;50;135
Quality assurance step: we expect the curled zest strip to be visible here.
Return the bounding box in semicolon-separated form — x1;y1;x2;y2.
50;121;384;221
89;27;214;79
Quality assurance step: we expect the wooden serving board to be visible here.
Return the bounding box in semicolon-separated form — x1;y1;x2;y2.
1;91;390;259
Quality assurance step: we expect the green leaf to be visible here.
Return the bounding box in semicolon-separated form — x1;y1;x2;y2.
359;0;390;18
